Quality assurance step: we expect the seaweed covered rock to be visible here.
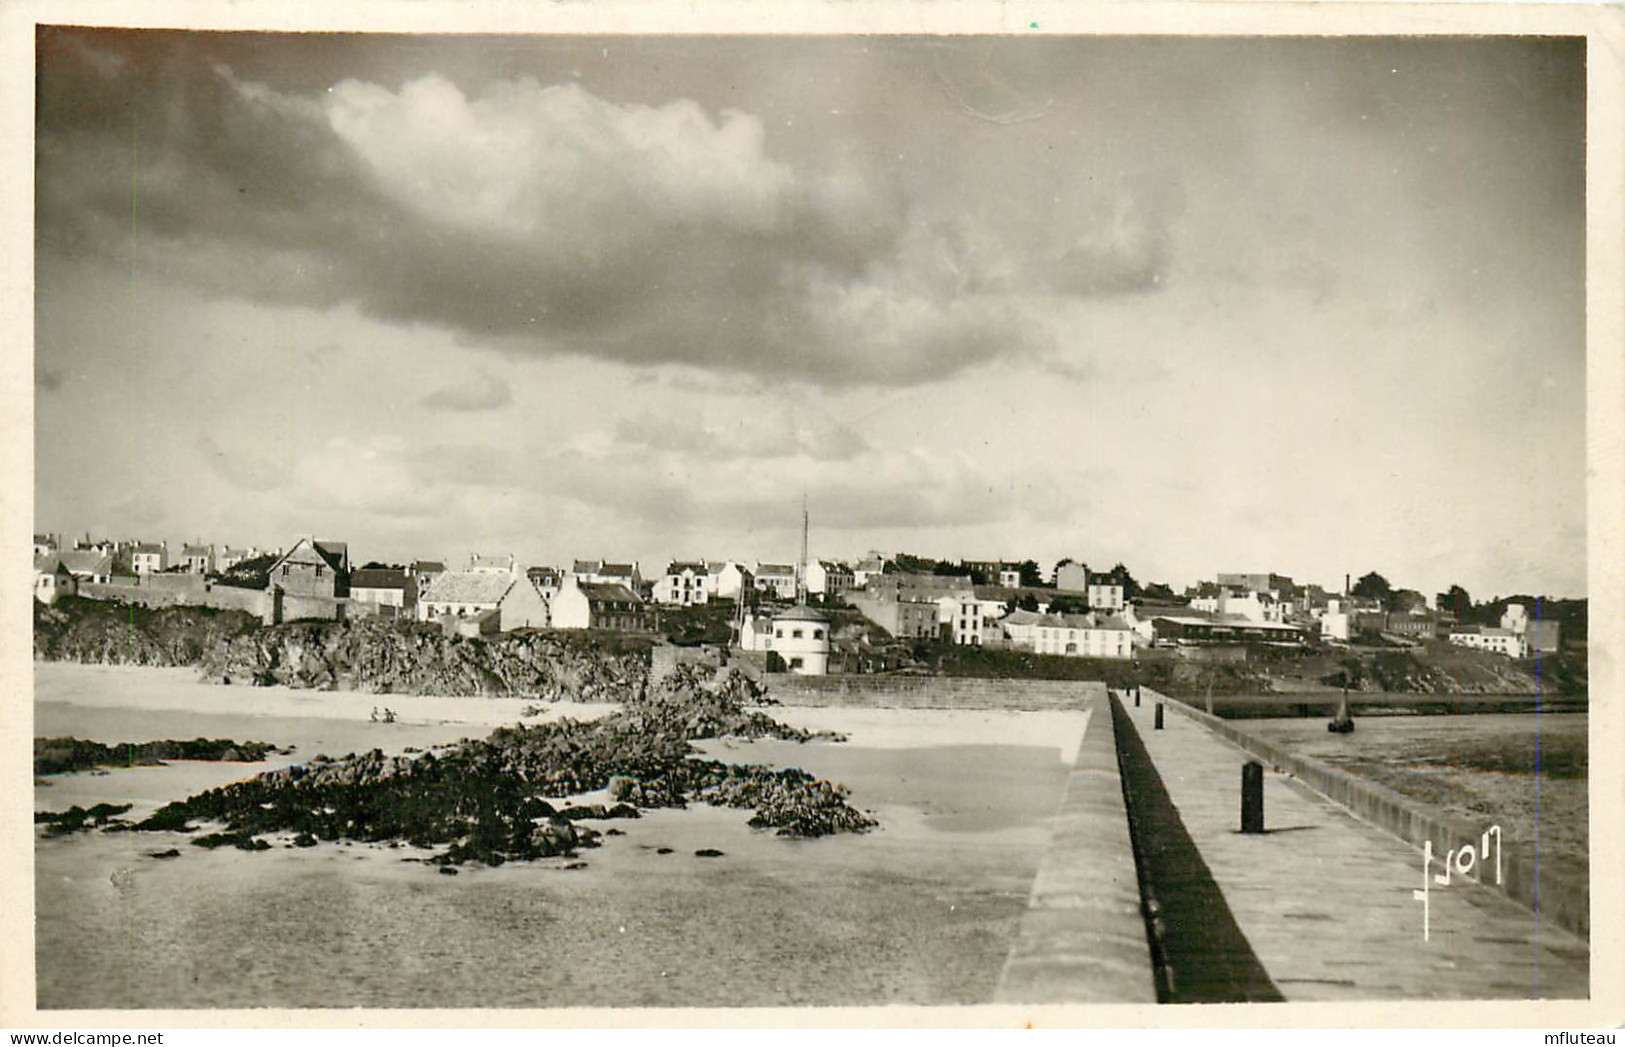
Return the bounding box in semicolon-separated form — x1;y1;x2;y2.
33;736;276;776
106;690;873;864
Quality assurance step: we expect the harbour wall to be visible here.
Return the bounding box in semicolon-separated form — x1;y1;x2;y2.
995;686;1158;1004
763;674;1097;711
1143;688;1589;939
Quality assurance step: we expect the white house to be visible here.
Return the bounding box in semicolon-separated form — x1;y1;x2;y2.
851;554;889;589
1087;579;1126;612
804;560;854;599
417;570;550;631
769;606;831;675
468;553;516;575
572;560;644;594
217;546;260;573
132;542;167;575
997;608;1046;647
549;575;647;631
709;561;753;600
350;567;416;615
181;543;215;574
1190;587;1288;624
1449;624;1527;659
55;550;113;585
738;609;775;652
754;563;798;599
952;593;985;646
657;562;711;606
33;556;78;604
1029;613;1135;659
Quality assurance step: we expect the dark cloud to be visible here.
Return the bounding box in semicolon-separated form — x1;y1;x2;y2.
36;30;1164;387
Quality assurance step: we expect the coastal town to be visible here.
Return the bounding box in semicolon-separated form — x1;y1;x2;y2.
22;24;1601;1024
32;527;1566;673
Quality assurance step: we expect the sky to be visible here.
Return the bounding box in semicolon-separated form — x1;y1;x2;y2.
33;29;1588;600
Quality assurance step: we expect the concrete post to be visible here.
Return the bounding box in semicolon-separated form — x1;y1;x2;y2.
1154;703;1164;730
1134;686;1141;707
1242;761;1265;834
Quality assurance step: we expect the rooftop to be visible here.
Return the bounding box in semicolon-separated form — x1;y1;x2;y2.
419;571;514;605
351;568;411;591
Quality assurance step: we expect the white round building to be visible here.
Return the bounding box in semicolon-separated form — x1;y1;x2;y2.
770;605;831;675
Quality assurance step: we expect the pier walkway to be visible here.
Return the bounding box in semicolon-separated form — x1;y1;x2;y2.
1114;690;1588;1001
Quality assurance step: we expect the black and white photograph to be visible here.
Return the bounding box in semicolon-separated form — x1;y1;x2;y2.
10;3;1623;1026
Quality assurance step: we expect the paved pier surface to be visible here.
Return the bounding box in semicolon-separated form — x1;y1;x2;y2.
1116;690;1588;1001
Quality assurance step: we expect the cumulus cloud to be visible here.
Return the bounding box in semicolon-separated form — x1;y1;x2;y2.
418;372;513;412
37;32;1169;387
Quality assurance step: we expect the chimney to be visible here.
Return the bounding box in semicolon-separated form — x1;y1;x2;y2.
1344;573;1350;596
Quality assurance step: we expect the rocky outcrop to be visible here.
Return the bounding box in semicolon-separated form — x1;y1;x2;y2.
198;618;650;699
47;663;877;866
35;597;649;701
33;598;259;668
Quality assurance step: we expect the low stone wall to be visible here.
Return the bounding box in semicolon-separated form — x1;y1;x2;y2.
1145;688;1588;939
764;674;1096;711
79;579;267;614
996;686;1157;1003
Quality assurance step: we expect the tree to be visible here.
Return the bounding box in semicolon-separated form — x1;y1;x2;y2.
1141;581;1177;602
1390;588;1428;614
1047;594;1091;616
889;553;937;576
1106;563;1141;601
1351;571;1392;606
1017;560;1043;587
1014;593;1041;612
1052;557;1076;582
1437;585;1472;619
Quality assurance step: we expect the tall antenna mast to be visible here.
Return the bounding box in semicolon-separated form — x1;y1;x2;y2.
797;494;810;605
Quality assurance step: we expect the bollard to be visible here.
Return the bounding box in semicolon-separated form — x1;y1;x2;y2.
1135;687;1141;707
1154;702;1164;730
1241;761;1265;834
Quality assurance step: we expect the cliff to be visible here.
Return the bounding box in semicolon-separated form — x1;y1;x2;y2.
34;597;649;700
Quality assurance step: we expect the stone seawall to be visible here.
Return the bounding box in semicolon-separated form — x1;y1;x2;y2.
995;685;1158;1004
763;674;1096;711
1144;688;1589;940
79;579;267;614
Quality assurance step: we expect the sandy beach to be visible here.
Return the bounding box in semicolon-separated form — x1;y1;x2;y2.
33;662;1087;1009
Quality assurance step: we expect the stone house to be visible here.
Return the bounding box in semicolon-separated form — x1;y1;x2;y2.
549;575;648;631
266;538;350;599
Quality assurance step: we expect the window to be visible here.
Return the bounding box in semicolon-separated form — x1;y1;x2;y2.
281;565;290;576
790;657;804;669
315;565;324;578
813;628;824;640
793;628;803;639
775;629;784;639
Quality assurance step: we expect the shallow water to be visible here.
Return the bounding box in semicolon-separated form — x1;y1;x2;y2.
1241;713;1588;885
33;663;1086;1009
